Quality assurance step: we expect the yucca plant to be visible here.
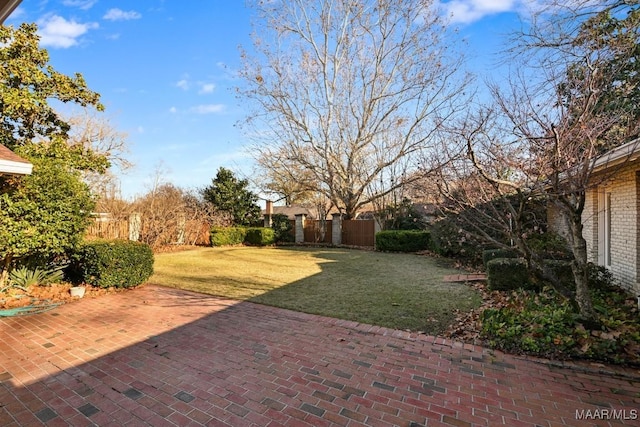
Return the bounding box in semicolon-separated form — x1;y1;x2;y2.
8;266;65;288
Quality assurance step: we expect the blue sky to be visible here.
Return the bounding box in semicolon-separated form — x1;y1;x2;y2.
6;0;533;200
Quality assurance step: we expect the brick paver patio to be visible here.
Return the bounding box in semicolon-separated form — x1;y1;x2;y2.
1;284;638;426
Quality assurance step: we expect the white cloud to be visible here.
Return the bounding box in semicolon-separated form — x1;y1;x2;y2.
137;126;145;134
37;15;98;48
439;0;518;24
169;107;178;113
176;79;189;90
103;8;142;21
190;104;226;114
199;83;216;94
62;0;98;10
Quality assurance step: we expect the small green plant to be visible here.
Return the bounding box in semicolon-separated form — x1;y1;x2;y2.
8;266;64;288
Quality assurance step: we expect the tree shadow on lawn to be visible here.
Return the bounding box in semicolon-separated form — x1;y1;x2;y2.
246;247;482;335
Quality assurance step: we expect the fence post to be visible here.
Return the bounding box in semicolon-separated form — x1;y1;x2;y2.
295;213;306;243
332;213;342;245
129;212;141;241
373;218;382;249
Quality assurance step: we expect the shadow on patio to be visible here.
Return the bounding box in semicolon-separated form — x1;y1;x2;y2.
1;283;639;426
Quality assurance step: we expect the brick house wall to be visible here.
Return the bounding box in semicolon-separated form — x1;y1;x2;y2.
584;162;640;293
548;158;640;294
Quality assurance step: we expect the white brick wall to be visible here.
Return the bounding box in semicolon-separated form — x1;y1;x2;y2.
583;162;639;294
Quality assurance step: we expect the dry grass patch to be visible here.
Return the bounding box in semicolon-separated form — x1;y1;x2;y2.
151;246;481;334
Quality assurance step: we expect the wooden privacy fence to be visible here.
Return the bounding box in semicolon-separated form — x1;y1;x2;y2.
342;219;375;247
303;220;333;244
85;219;130;240
85;214;211;246
290;214;378;247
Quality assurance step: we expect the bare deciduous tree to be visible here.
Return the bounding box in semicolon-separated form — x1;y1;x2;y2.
437;0;640;322
239;0;470;218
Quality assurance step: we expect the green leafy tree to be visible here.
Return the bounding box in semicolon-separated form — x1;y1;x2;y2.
0;23;106;285
0;149;97;283
203;167;261;226
1;23;103;150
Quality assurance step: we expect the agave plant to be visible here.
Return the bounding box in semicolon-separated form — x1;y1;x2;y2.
8;266;65;288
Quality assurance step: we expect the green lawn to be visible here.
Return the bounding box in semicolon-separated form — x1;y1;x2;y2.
151;246;481;334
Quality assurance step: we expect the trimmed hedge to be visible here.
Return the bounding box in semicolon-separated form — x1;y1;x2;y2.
375;230;431;252
211;226;275;247
486;258;532;291
245;227;276;246
211;227;247;246
482;248;519;267
486;257;574;291
69;240;154;288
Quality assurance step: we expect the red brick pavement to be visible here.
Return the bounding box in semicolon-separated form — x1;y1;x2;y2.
0;284;638;426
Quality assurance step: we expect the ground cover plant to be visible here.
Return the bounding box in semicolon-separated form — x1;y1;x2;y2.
151;246;481;334
479;266;640;365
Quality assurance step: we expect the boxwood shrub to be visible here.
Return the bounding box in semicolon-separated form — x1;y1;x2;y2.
486;258;532;291
211;226;275;246
69;240;154;288
482;248;519;268
375;230;431;252
244;227;276;246
210;227;247;246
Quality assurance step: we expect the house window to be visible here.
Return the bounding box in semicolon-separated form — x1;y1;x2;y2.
598;190;612;267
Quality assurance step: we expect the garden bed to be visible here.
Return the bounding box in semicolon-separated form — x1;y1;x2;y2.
0;283;123;314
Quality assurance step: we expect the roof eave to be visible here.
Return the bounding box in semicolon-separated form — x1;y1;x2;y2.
0;0;22;23
0;159;33;175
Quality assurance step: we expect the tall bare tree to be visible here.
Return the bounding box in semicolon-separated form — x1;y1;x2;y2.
239;0;470;218
437;0;640;322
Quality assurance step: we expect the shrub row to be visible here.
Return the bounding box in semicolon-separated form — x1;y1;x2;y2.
68;240;154;288
485;257;574;291
210;227;275;247
375;230;431;252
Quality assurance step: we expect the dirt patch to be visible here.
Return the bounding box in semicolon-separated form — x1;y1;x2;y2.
0;283;124;312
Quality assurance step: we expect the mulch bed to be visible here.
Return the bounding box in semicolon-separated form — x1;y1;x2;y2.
0;283;123;314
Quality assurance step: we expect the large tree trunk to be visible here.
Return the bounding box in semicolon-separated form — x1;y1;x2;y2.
567;210;598;323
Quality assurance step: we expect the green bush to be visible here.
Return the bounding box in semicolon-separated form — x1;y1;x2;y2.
210;227;247;246
270;214;294;243
69;240;154;288
482;248;519;268
486;258;533;291
375;230;431;252
429;219;487;264
544;259;574;288
245;227;276;246
526;232;573;260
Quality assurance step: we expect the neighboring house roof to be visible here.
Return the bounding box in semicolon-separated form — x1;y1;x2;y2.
0;144;33;175
0;0;21;23
591;138;640;173
262;205;316;220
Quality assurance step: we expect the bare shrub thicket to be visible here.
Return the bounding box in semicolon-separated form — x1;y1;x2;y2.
132;184;227;249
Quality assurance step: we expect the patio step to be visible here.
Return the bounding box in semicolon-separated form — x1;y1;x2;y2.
442;273;487;283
